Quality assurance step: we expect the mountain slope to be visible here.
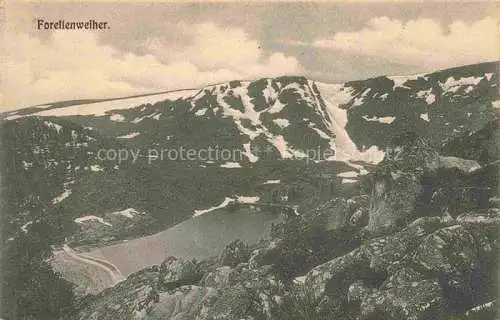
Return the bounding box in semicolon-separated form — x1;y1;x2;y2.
1;61;499;320
1;62;498;246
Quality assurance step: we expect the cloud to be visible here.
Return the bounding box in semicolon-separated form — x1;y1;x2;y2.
305;17;498;71
1;23;300;111
143;23;300;77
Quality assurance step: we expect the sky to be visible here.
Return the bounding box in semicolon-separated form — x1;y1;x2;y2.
1;1;498;111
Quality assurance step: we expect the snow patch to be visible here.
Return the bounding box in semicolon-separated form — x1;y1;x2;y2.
44;121;63;133
52;189;72;204
109;114;125;122
22;160;33;170
441;76;483;93
130;116;146;124
426;94;436;105
90;164;104;172
220;162;242;168
215;85;261;125
110;208;144;219
416;89;435;105
267;100;286;114
362;115;396;124
117;132;141;139
352;88;371;106
21;221;33;233
263;179;280;184
293;276;307;284
308;124;332;141
193;197;235;217
236;196;260;204
342;178;358;184
268;135;294;159
235;120;262;140
195;108;208;116
337;171;359;178
416;89;431;98
74;215;113;227
272;118;290;128
388;74;421;89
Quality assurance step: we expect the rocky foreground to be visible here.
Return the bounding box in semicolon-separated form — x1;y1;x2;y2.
69;132;498;320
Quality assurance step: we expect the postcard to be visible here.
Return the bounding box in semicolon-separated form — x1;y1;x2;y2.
1;1;498;319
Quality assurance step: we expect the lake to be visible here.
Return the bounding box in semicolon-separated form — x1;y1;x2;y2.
84;207;281;276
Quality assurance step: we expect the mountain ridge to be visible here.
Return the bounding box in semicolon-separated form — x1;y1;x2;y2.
2;61;498;248
2;60;498;118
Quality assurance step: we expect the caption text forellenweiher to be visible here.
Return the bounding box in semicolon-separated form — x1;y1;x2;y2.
36;19;110;30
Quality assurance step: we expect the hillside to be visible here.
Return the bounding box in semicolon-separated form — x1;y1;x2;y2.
0;61;498;319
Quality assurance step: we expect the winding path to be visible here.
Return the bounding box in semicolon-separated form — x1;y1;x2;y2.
62;244;125;286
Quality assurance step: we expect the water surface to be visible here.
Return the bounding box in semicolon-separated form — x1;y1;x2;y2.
86;207;280;276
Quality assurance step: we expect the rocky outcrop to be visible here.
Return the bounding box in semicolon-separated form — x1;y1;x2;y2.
298;209;499;320
71;207;498;320
218;239;250;268
365;131;496;235
312;195;370;231
366;133;440;234
135;285;218;320
158;256;202;290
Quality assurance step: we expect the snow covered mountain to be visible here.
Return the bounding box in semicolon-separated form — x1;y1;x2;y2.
2;61;499;320
3;62;497;167
1;62;498;246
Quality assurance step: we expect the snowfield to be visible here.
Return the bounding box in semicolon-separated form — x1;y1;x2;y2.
316;83;385;164
30;89;198;117
440;75;483;93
